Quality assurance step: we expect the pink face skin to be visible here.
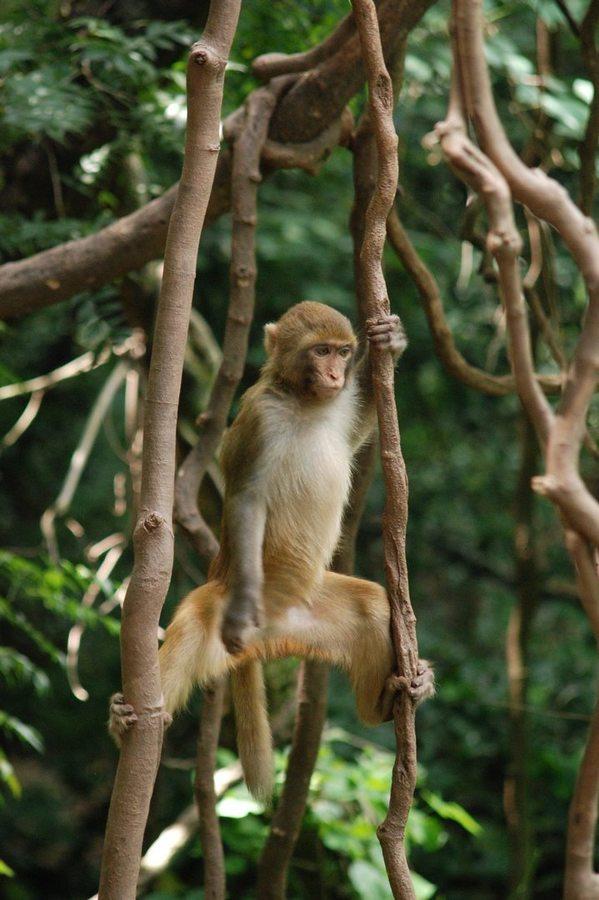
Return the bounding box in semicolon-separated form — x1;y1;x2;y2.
305;342;354;400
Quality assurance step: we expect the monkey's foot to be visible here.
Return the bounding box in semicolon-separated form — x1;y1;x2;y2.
221;608;261;656
108;692;138;744
386;660;435;707
108;694;172;744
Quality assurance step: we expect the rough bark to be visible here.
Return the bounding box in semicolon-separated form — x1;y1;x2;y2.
98;5;241;897
352;1;419;897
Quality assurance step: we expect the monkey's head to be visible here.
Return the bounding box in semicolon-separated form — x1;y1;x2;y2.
264;301;357;402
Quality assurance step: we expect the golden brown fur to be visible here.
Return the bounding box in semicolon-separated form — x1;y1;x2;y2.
110;302;432;800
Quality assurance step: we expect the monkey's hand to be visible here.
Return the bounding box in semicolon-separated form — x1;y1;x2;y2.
221;591;263;656
107;692;172;746
385;659;435;709
366;314;407;358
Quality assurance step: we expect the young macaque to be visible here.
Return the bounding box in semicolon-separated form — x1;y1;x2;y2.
110;301;434;800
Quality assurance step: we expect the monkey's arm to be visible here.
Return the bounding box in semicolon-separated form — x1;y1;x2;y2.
221;490;267;655
352;314;407;449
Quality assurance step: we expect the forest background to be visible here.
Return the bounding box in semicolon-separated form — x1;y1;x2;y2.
0;0;597;898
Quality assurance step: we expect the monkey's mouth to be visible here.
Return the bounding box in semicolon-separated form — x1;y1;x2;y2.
312;382;343;399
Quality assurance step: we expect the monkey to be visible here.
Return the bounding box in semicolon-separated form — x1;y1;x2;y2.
110;301;434;801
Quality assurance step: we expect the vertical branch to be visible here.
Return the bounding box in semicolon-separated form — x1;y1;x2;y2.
195;680;227;900
256;660;329;900
504;415;539;898
439;8;599;891
174;76;288;898
352;2;419;897
455;0;599;548
174;81;283;559
98;5;241;898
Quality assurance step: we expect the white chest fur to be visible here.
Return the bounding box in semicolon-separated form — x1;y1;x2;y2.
257;385;358;566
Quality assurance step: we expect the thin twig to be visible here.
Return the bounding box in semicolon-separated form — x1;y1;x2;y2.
40;362;128;561
0;349;109;401
2;390;45;447
67;543;125;701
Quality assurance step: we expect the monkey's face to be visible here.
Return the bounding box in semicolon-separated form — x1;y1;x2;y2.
303;342;354;400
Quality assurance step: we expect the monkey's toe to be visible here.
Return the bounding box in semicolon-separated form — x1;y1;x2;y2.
410;661;435;704
108;692;138;742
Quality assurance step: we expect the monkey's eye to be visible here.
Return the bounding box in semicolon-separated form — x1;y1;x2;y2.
313;345;330;357
338;346;352;358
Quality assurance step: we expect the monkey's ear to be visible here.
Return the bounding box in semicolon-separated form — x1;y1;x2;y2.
264;323;278;355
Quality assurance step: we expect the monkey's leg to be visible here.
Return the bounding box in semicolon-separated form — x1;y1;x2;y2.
268;573;433;726
264;573;392;725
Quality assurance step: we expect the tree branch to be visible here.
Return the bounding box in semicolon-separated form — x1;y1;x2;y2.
195;680;227;900
174;80;281;560
0;3;436;321
98;5;241;896
386;208;561;397
456;0;599;549
269;0;436;144
441;6;599;891
352;1;419;896
252;8;358;79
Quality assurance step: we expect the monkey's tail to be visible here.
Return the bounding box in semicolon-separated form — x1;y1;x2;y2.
231;660;274;803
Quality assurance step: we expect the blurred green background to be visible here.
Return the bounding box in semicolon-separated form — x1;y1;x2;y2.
0;0;597;897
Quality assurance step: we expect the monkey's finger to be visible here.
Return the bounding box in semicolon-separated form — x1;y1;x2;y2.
111;699;135;713
367;322;397;335
366;314;400;326
367;329;398;342
368;332;394;342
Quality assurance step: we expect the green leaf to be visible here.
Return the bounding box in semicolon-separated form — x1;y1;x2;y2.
0;750;21;798
0;859;15;878
422;789;482;835
412;871;437;900
348;859;392;899
2;66;96;143
0;711;44;752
